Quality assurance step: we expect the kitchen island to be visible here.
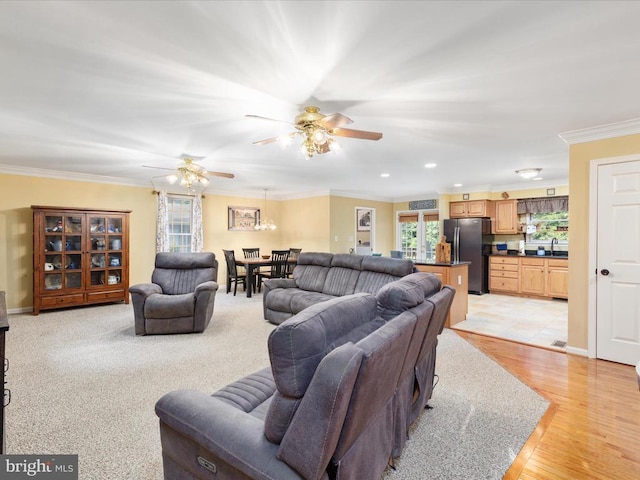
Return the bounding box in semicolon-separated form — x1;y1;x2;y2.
414;261;469;327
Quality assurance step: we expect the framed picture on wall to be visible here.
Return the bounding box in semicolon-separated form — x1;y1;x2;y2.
228;206;260;231
356;208;371;232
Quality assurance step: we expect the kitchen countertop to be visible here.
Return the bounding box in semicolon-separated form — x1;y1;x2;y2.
489;252;569;258
414;261;471;267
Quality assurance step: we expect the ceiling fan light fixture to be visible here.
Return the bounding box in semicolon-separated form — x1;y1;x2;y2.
516;168;542;179
166;174;178;184
313;128;328;144
278;134;294;149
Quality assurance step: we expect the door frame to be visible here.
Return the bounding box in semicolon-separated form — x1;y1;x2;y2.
354;206;375;254
588;153;640;358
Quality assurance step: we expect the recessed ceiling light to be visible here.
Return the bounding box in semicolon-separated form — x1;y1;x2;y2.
454;183;462;187
424;163;437;168
380;173;390;178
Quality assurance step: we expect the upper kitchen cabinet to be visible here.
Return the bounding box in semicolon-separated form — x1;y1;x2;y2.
449;200;495;218
493;199;520;234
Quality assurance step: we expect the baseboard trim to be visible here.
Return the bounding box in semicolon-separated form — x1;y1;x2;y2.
8;306;33;315
566;346;588;357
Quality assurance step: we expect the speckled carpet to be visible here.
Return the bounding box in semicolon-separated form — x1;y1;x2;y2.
5;292;549;479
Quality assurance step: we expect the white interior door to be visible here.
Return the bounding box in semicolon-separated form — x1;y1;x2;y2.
596;159;640;365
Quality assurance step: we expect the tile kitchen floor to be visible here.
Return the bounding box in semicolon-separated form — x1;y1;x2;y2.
451;293;568;352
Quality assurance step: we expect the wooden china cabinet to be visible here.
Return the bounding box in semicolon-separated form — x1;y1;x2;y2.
31;206;131;315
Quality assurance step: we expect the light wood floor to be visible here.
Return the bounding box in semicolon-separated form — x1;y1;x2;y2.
454;330;640;480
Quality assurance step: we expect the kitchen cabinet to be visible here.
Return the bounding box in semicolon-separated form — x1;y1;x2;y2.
546;259;568;299
489;256;519;293
520;258;545;296
449;200;495;218
32;206;131;315
489;255;568;299
415;263;469;328
493;199;520;234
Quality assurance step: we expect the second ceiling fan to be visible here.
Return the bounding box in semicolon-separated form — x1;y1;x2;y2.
247;106;383;158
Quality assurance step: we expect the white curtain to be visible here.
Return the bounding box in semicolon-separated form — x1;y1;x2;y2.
191;193;203;253
156;190;170;252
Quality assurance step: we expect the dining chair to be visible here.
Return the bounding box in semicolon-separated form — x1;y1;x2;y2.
257;250;290;292
286;248;302;277
241;248;260;292
223;250;247;296
242;248;260;258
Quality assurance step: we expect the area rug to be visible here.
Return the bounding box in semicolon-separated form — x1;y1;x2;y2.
5;293;549;479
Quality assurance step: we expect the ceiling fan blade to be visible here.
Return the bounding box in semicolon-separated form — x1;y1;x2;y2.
246;114;293;126
208;171;235;179
317;113;353;129
253;137;280;145
142;165;175;171
330;128;383;141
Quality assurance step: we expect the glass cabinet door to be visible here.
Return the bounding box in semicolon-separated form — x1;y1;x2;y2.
89;215;123;287
43;214;84;291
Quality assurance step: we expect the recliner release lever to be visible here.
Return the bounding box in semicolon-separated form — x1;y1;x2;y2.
197;456;217;474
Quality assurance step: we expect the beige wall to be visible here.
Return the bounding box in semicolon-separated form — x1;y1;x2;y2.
568;133;640;350
330;196;394;255
0;174;378;311
0;174;156;310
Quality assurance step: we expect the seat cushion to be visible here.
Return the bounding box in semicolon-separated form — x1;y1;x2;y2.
144;293;195;319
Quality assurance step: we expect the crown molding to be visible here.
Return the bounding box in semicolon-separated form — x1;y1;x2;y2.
0;163;148;188
558;117;640;145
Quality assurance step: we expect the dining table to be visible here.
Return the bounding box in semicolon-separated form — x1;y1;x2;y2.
235;257;297;298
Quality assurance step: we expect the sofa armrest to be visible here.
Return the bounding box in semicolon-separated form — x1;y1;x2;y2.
194;280;218;295
129;282;162;297
156;389;312;480
263;278;296;299
129;283;163;335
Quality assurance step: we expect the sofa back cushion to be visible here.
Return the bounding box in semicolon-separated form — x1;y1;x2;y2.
354;256;415;294
322;254;364;296
376;272;442;320
152;252;217;295
277;343;363;479
292;252;333;292
264;293;379;443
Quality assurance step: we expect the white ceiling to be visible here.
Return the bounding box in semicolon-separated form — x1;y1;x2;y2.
1;0;639;201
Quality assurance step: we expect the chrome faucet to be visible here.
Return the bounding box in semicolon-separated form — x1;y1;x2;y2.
551;237;558;255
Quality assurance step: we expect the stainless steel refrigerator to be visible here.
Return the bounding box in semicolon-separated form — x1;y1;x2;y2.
443;217;493;294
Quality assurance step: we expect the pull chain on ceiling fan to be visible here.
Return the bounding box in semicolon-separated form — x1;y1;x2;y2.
247;106;383;159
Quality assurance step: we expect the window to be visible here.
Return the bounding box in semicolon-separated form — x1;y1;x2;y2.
397;211;439;261
525;211;569;243
167;196;193;252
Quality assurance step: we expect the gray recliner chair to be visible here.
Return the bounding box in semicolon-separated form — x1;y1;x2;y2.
130;252;219;335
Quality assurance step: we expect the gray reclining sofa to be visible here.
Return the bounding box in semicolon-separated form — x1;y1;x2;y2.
262;252;415;325
155;272;455;480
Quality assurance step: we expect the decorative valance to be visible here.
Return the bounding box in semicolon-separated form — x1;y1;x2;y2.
517;195;569;214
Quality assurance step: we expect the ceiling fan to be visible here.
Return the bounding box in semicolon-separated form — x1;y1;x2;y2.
143;155;234;191
247;106;383;158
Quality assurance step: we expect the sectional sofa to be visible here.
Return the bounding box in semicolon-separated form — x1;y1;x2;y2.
262;252;416;325
155;272;455;480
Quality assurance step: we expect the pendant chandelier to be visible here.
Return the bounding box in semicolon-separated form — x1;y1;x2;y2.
255;188;277;230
